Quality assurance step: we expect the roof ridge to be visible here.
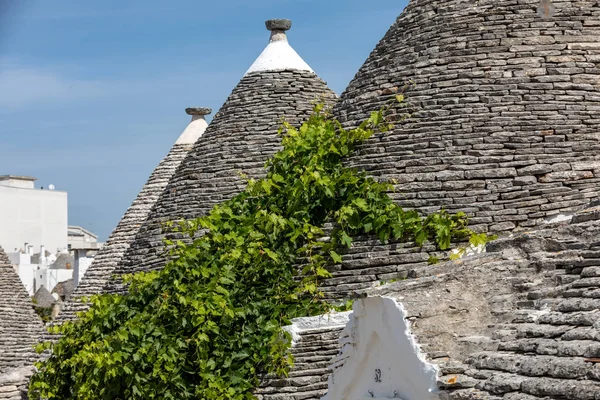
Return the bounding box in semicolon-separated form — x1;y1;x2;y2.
0;245;45;373
56;108;211;322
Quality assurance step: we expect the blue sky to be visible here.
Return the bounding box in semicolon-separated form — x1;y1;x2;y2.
0;0;407;240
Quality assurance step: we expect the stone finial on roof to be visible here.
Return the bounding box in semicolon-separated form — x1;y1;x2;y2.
266;19;291;31
185;107;212;116
266;19;292;42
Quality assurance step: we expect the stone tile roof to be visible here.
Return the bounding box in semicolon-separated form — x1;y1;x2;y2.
255;323;346;400
261;203;600;398
32;287;55;310
51;279;74;301
335;0;600;234
55;114;209;322
446;207;600;399
0;246;44;372
319;234;438;300
49;253;73;270
103;26;337;294
255;312;350;399
0;246;44;375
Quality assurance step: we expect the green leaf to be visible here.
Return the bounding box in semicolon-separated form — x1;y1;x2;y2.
353;198;369;211
272;174;285;183
29;102;473;400
341;232;353;248
329;251;343;264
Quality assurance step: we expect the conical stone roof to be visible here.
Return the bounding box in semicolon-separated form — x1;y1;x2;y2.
57;108;211;322
336;0;600;234
102;19;337;293
0;246;45;373
32;286;55;310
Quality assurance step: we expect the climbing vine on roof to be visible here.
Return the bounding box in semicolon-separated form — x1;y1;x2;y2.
30;99;487;400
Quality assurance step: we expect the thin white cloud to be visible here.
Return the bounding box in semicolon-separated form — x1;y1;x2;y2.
0;58;240;113
0;65;111;110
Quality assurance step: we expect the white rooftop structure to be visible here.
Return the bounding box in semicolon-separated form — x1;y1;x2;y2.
245;19;313;75
175;107;211;145
0;175;37;189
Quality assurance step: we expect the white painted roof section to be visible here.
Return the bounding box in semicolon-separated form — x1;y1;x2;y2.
245;41;314;75
175;115;209;145
244;21;313;75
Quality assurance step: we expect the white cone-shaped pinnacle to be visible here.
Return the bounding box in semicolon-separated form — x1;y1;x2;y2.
245;19;314;75
175;107;211;145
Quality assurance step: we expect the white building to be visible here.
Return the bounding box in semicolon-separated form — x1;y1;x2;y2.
0;175;68;254
1;175;103;293
68;225;101;249
8;246;71;295
67;225;102;286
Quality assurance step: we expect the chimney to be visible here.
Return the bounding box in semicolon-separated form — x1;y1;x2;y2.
40;245;46;266
176;107;212;145
266;19;292;43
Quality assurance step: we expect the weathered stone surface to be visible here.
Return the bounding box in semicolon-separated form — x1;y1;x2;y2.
266;19;292;32
57;131;204;322
103;70;336;294
0;248;44;397
268;202;600;399
335;0;600;232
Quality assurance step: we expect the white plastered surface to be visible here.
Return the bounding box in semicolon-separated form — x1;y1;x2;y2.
322;297;440;400
245;40;314;75
175;115;209;145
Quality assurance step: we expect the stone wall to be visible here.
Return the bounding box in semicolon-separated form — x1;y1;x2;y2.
336;0;600;234
320;236;441;300
0;367;33;400
262;201;600;399
255;313;350;400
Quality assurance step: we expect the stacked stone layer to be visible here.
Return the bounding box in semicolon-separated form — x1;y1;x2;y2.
57;142;199;322
450;208;600;399
0;247;44;399
0;247;44;372
336;0;600;234
106;70;336;292
255;325;344;400
264;203;600;399
320;235;439;299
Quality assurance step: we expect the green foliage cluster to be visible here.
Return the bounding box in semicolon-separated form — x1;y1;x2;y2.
30;102;486;399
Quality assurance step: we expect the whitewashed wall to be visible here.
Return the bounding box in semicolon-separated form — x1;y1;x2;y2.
0;185;68;254
323;297;440;400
